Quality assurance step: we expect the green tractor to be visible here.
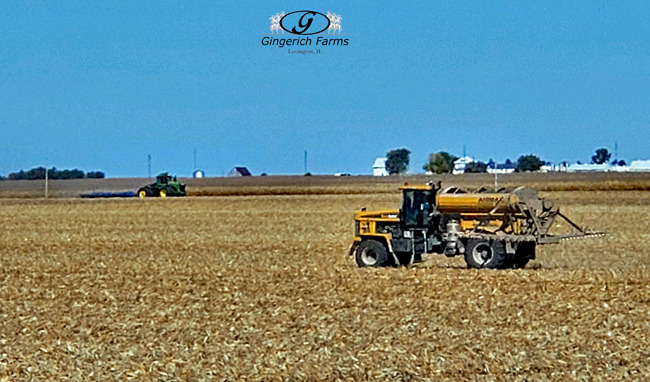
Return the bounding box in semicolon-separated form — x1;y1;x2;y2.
138;173;186;198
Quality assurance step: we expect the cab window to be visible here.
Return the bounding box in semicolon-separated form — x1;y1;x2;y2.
402;190;432;228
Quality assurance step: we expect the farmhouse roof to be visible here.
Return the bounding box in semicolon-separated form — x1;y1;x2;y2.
228;167;252;176
373;157;387;168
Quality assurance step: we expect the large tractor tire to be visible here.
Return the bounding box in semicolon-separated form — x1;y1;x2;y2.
138;187;154;198
355;240;389;268
512;242;536;269
464;239;509;269
159;189;168;198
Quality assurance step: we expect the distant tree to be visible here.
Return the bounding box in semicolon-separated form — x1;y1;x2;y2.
423;151;457;174
611;159;626;166
55;169;84;179
386;148;410;175
591;148;611;164
9;167;46;180
515;155;544;172
487;159;495;169
8;170;24;180
618;159;626;166
86;171;105;179
8;167;98;180
505;159;513;166
440;152;457;171
304;172;312;176
423;153;447;174
31;167;47;180
18;167;45;180
464;161;488;173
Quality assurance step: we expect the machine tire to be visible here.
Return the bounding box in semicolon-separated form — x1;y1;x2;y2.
159;189;168;198
355;240;389;268
137;188;147;199
512;242;535;269
464;239;509;269
513;257;530;269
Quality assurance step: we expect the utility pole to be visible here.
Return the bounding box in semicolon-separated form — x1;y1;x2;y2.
148;154;151;178
304;150;307;173
193;149;197;169
44;158;48;199
493;155;498;191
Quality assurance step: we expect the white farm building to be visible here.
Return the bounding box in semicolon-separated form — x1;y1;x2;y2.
373;158;388;176
628;160;650;171
452;156;474;174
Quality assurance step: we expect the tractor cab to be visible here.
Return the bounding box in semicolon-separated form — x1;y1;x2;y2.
157;173;172;184
399;182;440;229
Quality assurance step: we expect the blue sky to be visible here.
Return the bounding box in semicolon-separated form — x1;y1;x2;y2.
1;1;649;177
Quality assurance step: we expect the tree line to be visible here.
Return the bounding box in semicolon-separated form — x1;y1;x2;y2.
385;147;622;175
590;148;625;166
384;148;544;175
1;167;105;181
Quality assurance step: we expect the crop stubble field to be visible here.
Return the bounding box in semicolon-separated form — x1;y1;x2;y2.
1;174;650;381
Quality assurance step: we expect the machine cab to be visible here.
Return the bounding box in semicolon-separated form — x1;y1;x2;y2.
157;173;172;184
399;183;439;229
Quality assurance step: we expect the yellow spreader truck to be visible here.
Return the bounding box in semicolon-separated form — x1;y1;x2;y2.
350;182;604;269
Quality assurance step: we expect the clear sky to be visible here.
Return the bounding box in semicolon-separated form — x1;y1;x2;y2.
1;1;649;177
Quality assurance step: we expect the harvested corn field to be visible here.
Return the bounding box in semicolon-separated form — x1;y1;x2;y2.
5;172;650;199
1;185;650;380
